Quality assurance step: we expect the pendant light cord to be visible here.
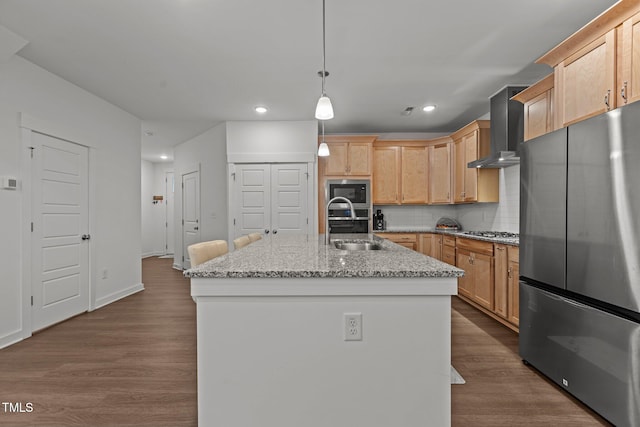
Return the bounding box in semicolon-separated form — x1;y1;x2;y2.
321;0;326;96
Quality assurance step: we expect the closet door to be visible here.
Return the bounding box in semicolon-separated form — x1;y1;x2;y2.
233;163;310;237
270;164;309;235
234;164;271;236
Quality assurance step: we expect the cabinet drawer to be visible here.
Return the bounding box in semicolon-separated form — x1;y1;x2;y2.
442;245;456;266
456;237;494;255
443;235;456;247
379;233;417;243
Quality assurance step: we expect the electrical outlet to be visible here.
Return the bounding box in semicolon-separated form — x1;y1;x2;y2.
562;378;569;387
344;313;362;341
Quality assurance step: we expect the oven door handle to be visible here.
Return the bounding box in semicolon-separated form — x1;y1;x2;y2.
328;217;368;221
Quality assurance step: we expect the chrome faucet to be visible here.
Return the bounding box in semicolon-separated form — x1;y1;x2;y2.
325;196;356;244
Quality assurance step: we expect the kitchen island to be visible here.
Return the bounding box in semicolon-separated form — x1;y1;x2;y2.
185;234;463;427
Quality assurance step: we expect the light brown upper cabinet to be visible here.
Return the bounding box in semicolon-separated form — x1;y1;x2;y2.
618;11;640;106
533;1;640;132
372;141;429;205
512;74;554;141
553;29;617;127
451;121;498;204
429;139;453;204
372;145;401;204
400;146;429;204
319;135;375;177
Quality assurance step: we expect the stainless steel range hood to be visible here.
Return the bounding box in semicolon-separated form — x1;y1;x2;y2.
468;85;527;169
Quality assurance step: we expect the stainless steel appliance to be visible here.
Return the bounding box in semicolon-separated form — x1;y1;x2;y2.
326;179;370;206
373;209;385;230
519;105;640;427
468;85;527;168
325;180;371;234
326;206;370;234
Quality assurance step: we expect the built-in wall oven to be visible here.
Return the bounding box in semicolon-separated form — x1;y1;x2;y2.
325;179;371;233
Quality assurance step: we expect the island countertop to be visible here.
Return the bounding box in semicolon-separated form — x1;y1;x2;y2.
184;233;464;279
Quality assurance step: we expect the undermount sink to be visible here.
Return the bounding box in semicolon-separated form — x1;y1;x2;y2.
333;240;383;251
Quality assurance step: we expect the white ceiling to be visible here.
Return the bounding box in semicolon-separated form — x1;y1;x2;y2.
0;0;618;162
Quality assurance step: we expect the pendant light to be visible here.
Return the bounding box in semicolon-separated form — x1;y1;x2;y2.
318;121;330;157
315;0;334;120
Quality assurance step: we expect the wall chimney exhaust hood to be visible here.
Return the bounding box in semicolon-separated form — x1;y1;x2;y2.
468;85;527;169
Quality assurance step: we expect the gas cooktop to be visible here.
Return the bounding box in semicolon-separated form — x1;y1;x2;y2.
463;231;519;239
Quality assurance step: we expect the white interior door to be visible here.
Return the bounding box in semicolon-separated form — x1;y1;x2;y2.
234;164;271;237
31;132;89;332
182;170;200;268
165;171;175;255
271;164;309;235
233;163;309;238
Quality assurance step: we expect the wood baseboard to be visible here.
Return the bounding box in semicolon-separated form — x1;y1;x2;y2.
456;295;519;333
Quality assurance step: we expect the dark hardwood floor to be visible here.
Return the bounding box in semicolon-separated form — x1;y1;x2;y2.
0;257;610;426
0;257;197;427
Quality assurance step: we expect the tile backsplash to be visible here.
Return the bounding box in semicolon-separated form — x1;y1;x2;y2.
374;165;520;233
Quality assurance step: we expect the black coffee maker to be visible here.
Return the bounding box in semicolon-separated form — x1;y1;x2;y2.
373;209;385;230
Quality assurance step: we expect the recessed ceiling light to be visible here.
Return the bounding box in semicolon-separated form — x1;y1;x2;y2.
422;105;436;112
160;155;168;160
255;106;268;114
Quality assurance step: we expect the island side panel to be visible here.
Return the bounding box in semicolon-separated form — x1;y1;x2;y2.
196;294;451;427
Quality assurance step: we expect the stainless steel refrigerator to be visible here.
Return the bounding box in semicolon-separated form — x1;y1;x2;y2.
519;102;640;427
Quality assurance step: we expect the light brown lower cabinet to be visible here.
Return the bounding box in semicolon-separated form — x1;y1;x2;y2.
456;238;494;311
494;244;509;318
441;236;456;266
418;233;442;260
507;246;520;326
461;241;519;332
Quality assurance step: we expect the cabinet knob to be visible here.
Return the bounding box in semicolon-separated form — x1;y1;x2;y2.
273;230;278;234
265;229;270;234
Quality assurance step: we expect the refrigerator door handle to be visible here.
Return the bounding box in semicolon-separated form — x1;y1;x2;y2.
563;298;591;311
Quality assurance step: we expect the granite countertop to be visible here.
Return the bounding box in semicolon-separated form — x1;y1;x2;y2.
184;234;464;279
374;228;519;246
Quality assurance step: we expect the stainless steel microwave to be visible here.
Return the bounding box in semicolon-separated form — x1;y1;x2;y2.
326;179;370;206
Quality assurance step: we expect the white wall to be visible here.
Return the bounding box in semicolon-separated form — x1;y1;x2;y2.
374;165;520;233
456;165;520;232
226;121;317;163
173;123;228;269
0;55;142;348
